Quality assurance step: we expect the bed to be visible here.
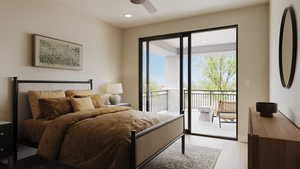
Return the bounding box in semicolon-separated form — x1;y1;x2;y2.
20;119;52;147
11;77;185;169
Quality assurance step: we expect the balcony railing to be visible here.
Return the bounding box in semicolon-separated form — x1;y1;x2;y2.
184;90;236;110
143;90;169;112
143;89;236;112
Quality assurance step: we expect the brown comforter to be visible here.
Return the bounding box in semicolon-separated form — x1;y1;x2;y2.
21;119;53;144
37;106;174;169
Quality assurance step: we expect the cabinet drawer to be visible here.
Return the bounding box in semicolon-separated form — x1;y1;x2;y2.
0;144;13;158
0;123;13;158
0;124;13;141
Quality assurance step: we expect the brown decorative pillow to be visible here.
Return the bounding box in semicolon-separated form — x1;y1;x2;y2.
39;98;73;120
74;94;105;108
28;90;66;119
90;95;105;108
71;97;95;112
65;90;94;98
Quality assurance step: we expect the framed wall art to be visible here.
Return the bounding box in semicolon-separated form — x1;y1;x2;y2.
33;34;83;70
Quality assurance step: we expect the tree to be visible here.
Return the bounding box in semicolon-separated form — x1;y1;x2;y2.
198;55;236;90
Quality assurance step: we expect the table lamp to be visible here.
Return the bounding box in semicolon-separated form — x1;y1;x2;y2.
107;83;123;105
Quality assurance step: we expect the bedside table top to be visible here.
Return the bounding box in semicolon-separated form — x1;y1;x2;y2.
0;121;11;125
106;103;131;107
117;103;131;106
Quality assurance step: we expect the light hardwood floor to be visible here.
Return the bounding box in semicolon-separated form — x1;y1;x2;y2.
186;134;247;169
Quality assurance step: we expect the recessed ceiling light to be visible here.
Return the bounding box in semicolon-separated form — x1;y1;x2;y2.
124;14;133;18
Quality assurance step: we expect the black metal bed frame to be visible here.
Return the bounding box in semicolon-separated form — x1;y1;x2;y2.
11;77;185;169
130;114;185;169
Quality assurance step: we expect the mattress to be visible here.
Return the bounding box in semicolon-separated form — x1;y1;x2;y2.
20;119;53;145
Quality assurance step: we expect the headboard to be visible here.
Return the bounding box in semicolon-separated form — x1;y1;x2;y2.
11;77;93;158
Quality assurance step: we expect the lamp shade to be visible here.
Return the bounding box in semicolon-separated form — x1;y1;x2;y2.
107;83;123;94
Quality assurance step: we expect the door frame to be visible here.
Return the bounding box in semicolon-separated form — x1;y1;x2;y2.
138;24;238;141
139;34;186;114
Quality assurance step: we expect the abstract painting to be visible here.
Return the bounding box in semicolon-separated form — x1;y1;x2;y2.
33;34;83;70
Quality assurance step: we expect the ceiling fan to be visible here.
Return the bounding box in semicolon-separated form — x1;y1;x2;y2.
130;0;157;14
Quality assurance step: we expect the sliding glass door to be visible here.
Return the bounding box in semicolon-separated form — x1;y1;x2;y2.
189;28;237;139
140;25;238;140
140;36;185;115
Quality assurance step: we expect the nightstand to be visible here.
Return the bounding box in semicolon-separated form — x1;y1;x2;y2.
0;121;13;169
117;103;131;107
106;103;131;108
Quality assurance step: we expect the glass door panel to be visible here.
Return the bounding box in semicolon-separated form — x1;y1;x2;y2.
141;37;183;115
190;28;237;139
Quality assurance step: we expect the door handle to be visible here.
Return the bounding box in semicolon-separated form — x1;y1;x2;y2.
180;109;185;114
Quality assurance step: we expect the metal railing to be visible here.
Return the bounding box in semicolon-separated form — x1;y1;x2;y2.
143;89;236;112
184;90;236;110
143;90;168;112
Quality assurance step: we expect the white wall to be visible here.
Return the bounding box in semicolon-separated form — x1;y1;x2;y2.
0;0;123;121
165;55;180;89
269;0;300;127
122;4;270;142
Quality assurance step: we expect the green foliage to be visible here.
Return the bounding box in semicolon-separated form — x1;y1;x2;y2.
197;55;236;90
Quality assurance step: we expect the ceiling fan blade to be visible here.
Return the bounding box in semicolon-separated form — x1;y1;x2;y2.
142;0;157;14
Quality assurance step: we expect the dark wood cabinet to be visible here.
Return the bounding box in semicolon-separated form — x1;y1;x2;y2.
0;122;13;159
248;108;300;169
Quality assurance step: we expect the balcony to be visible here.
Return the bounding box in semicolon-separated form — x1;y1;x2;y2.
143;89;237;138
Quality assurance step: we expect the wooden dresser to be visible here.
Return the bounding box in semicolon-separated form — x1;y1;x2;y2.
248;108;300;169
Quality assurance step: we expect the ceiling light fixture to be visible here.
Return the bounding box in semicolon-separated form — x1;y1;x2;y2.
124;14;133;18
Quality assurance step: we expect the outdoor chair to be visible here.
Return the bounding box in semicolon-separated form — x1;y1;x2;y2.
212;101;236;128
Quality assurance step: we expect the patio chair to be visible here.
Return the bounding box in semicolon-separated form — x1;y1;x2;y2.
213;101;236;128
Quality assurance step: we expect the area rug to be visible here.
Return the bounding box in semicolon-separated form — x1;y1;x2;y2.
13;141;221;169
144;141;221;169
